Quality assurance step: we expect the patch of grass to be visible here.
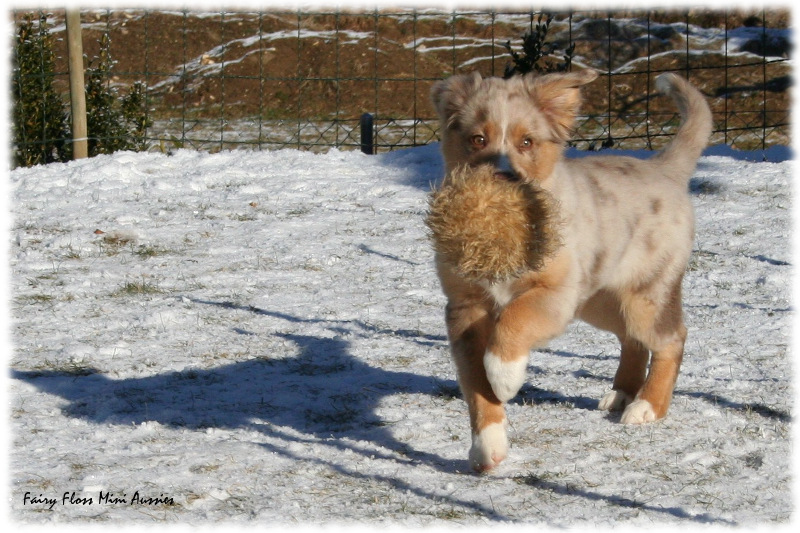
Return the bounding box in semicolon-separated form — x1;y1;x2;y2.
435;383;461;400
432;507;469;520
285;207;311;218
16;293;55;305
304;404;359;429
113;277;163;297
99;231;178;259
133;244;172;259
687;250;720;272
101;231;137;247
26;359;99;377
190;463;221;474
63;245;82;259
690;178;723;195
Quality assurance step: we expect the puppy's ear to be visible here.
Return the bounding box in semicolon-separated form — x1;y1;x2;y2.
430;72;483;128
525;69;598;141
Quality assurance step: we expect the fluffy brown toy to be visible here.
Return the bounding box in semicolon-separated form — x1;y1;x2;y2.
426;164;560;283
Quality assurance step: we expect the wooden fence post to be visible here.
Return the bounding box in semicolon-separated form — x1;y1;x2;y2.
65;9;88;159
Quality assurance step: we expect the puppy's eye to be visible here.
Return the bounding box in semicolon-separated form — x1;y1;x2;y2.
469;135;487;149
520;137;534;150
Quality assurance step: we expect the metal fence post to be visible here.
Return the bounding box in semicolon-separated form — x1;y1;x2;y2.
360;113;374;154
65;9;88;159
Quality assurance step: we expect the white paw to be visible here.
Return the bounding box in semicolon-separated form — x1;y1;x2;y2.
620;399;657;424
469;421;508;472
484;351;528;402
598;389;632;412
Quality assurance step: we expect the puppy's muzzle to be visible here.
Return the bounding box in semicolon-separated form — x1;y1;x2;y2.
492;154;519;182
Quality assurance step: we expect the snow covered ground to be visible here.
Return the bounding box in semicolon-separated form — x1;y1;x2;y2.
6;142;794;527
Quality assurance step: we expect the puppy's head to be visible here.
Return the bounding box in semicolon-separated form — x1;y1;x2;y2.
431;70;597;183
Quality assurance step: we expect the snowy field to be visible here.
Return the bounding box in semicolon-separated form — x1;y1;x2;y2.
6;142;794;528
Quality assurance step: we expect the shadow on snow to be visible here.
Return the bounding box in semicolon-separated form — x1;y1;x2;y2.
12;299;774;524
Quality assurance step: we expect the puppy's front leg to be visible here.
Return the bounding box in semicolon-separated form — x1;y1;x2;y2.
446;302;508;472
485;285;573;402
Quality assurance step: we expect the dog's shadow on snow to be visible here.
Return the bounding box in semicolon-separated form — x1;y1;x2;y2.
12;300;529;518
12;301;472;472
12;299;777;523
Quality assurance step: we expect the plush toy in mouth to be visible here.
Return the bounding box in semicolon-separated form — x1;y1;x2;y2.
426;164;561;283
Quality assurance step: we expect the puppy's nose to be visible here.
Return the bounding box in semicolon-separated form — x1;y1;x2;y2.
493;154;518;181
494;170;517;181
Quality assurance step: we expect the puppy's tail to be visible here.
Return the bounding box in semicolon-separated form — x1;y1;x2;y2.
652;73;713;182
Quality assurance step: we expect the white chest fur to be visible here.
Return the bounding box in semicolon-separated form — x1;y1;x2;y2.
480;278;516;309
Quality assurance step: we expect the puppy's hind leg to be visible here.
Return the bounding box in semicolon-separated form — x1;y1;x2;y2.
599;337;649;412
578;290;649;413
618;278;687;424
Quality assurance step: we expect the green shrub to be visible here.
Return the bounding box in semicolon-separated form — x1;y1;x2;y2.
12;13;71;167
85;33;151;155
12;12;151;168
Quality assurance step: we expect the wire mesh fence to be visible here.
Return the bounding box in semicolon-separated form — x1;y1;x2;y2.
11;8;791;164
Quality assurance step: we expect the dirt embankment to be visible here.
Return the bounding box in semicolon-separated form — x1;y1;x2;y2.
19;9;792;149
